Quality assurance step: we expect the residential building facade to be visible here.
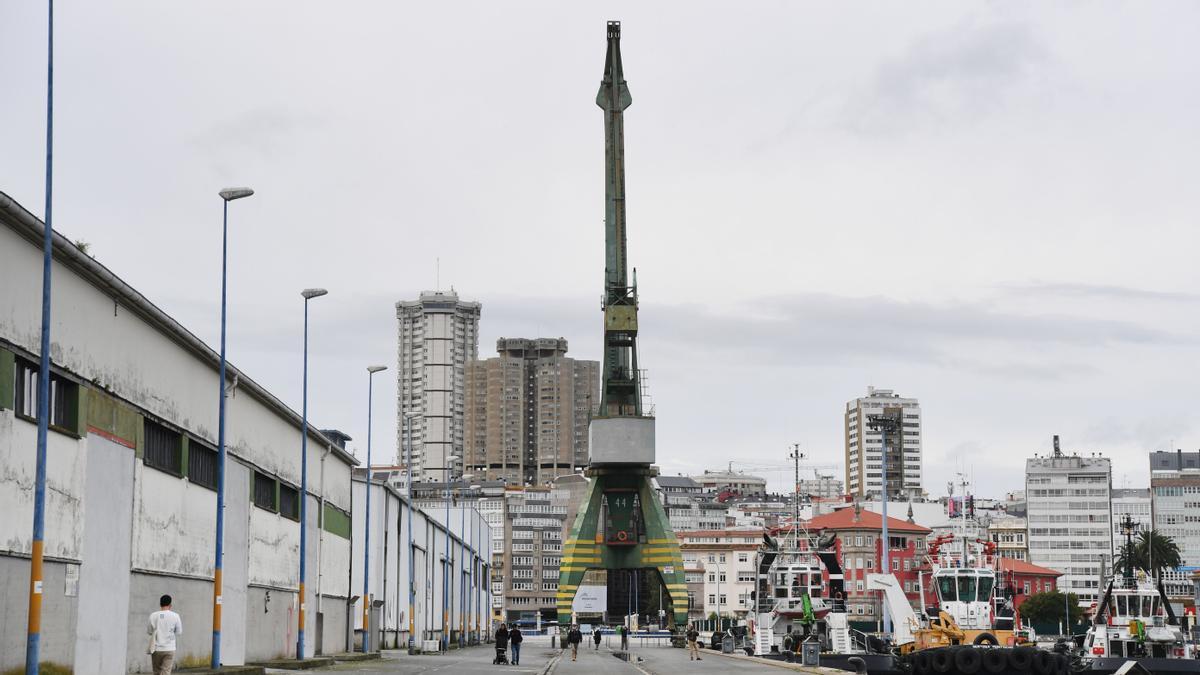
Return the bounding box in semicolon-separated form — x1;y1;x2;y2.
691;469;767;498
844;387;923;500
1149;452;1200;599
987;517;1029;561
798;474;844;501
677;529;763;620
499;485;569;623
806;507;932;618
1025;449;1113;606
396;290;481;482
1110;488;1152;557
464;338;599;485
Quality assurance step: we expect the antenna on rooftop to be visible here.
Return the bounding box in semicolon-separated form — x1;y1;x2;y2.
1052;434;1062;458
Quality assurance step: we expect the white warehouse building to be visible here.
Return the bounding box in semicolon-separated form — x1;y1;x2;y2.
351;473;491;650
0;192;358;672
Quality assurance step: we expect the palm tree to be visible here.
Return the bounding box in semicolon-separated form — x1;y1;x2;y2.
1114;530;1182;580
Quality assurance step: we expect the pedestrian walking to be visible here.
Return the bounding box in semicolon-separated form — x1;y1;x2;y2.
686;623;702;661
619;624;629;651
147;594;182;675
567;624;583;661
592;626;602;650
509;624;523;665
493;623;509;664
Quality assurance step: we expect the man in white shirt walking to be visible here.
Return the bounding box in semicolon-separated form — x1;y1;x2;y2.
148;594;182;675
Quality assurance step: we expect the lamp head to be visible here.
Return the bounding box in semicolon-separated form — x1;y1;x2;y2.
367;365;388;374
302;288;329;300
219;187;254;201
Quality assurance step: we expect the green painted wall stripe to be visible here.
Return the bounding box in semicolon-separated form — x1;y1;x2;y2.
0;348;14;410
323;502;351;539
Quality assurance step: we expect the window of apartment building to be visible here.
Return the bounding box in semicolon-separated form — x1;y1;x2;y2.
903;559;911;572
719;554;726;563
14;358;78;431
708;554;715;563
542;569;558;579
708;594;715;605
719;572;726;582
542;582;557;591
144;419;184;476
738;593;749;606
857;580;864;592
855;536;863;547
738;553;748;563
253;471;277;510
188;439;219;490
1023;581;1031;595
889;536;907;549
708;573;715;583
737;572;755;583
279;483;300;521
719;594;726;605
893;559;900;571
542;556;559;567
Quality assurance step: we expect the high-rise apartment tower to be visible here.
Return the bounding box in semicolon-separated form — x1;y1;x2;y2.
1025;437;1112;606
396;290;481;481
844;387;923;500
464;338;599;485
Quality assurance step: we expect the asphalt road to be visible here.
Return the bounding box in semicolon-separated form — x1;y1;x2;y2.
271;640;821;675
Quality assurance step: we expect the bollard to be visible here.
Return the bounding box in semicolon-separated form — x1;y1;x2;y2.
551;634;557;649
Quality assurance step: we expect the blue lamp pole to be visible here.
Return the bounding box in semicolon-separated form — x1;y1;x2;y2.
361;365;387;653
459;492;467;647
210;187;253;669
441;458;458;652
297;287;328;660
25;2;54;671
403;411;419;653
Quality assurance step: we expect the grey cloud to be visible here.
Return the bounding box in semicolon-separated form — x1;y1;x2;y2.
845;19;1046;135
1014;281;1200;303
647;293;1191;370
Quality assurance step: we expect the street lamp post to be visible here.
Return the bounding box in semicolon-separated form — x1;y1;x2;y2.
361;365;387;653
441;456;459;652
297;288;328;660
210;187;253;669
403;411;420;654
867;414;899;637
25;4;54;670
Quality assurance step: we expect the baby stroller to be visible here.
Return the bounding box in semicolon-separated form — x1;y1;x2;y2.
493;645;509;665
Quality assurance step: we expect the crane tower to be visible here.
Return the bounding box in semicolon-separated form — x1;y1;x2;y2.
556;21;688;629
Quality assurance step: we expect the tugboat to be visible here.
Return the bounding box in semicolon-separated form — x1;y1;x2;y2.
897;532;1060;675
1077;515;1200;674
748;528;903;674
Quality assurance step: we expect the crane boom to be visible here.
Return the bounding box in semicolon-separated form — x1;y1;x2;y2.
597;20;641;418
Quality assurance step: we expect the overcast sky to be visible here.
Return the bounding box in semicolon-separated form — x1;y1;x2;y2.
3;2;1199;497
